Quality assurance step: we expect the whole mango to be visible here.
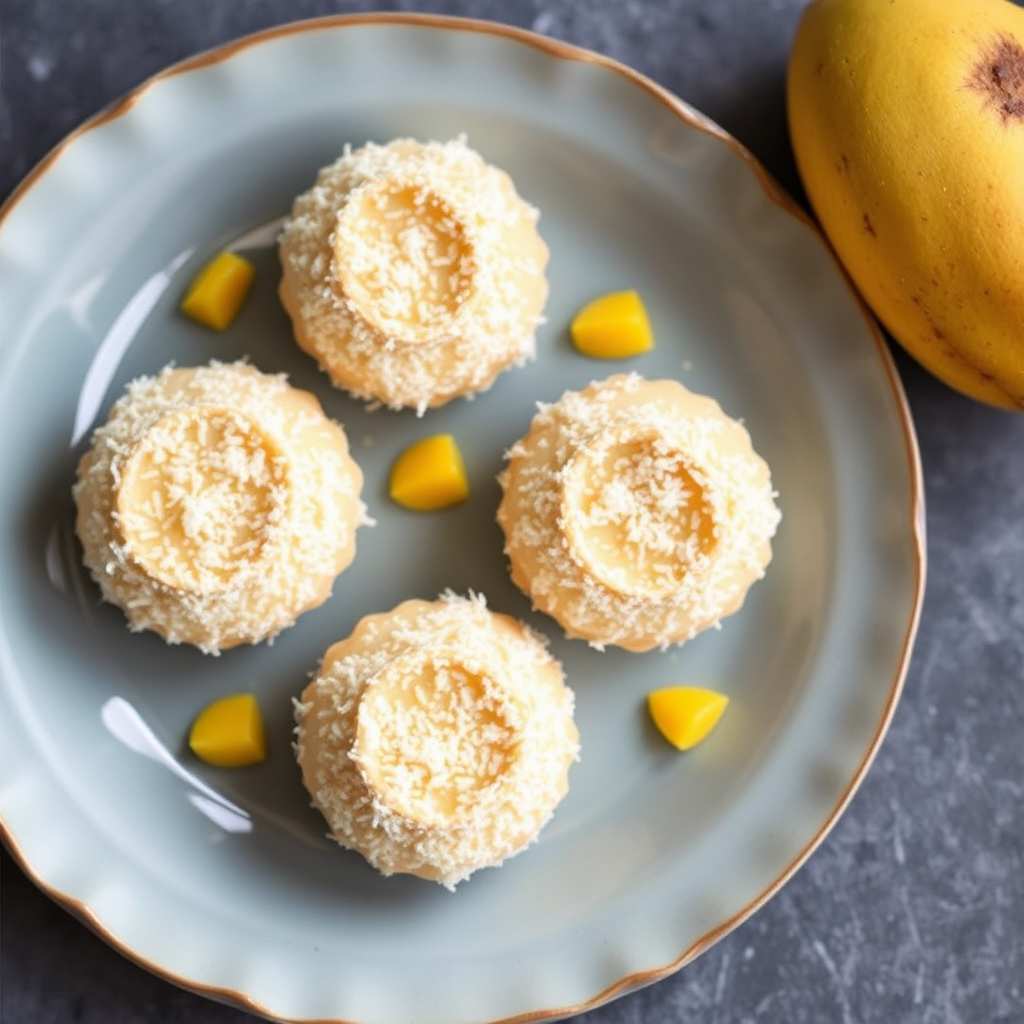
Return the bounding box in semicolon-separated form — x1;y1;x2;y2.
788;0;1024;410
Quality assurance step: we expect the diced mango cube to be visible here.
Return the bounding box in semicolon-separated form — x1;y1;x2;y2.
389;434;470;511
189;693;267;767
648;686;729;751
570;289;654;359
180;252;255;331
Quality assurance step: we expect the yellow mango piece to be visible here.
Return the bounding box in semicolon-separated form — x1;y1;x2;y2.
189;693;267;767
389;434;469;511
180;252;255;331
570;290;653;359
648;686;729;751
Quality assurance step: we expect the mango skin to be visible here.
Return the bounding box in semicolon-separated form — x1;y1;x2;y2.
788;0;1024;410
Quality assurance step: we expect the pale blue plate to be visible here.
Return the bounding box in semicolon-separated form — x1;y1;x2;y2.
0;14;925;1024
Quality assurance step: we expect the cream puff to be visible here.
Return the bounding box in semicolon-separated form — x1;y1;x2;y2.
294;593;578;888
497;374;781;652
279;137;549;413
73;361;367;653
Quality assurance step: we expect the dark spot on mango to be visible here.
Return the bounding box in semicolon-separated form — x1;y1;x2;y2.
967;33;1024;124
863;213;876;237
910;293;946;341
942;344;970;367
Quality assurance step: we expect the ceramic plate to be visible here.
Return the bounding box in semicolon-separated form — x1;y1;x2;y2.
0;14;924;1024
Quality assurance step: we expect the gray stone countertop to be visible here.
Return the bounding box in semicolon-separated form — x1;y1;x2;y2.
2;2;1024;1023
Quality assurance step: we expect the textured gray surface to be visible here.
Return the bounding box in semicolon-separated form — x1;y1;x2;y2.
2;1;1024;1023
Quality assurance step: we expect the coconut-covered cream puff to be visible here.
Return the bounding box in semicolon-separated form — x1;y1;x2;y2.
294;593;578;889
497;374;781;652
279;137;549;413
73;361;367;654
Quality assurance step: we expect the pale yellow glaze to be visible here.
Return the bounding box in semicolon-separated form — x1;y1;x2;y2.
498;375;780;652
279;138;549;412
295;595;578;888
73;362;366;653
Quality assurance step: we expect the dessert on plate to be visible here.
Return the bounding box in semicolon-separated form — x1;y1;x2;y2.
294;593;578;889
279;137;549;414
497;374;781;652
73;360;367;654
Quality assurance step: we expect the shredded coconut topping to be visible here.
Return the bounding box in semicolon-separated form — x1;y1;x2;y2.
294;593;578;889
73;361;368;654
497;375;782;652
278;137;549;414
115;406;289;593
